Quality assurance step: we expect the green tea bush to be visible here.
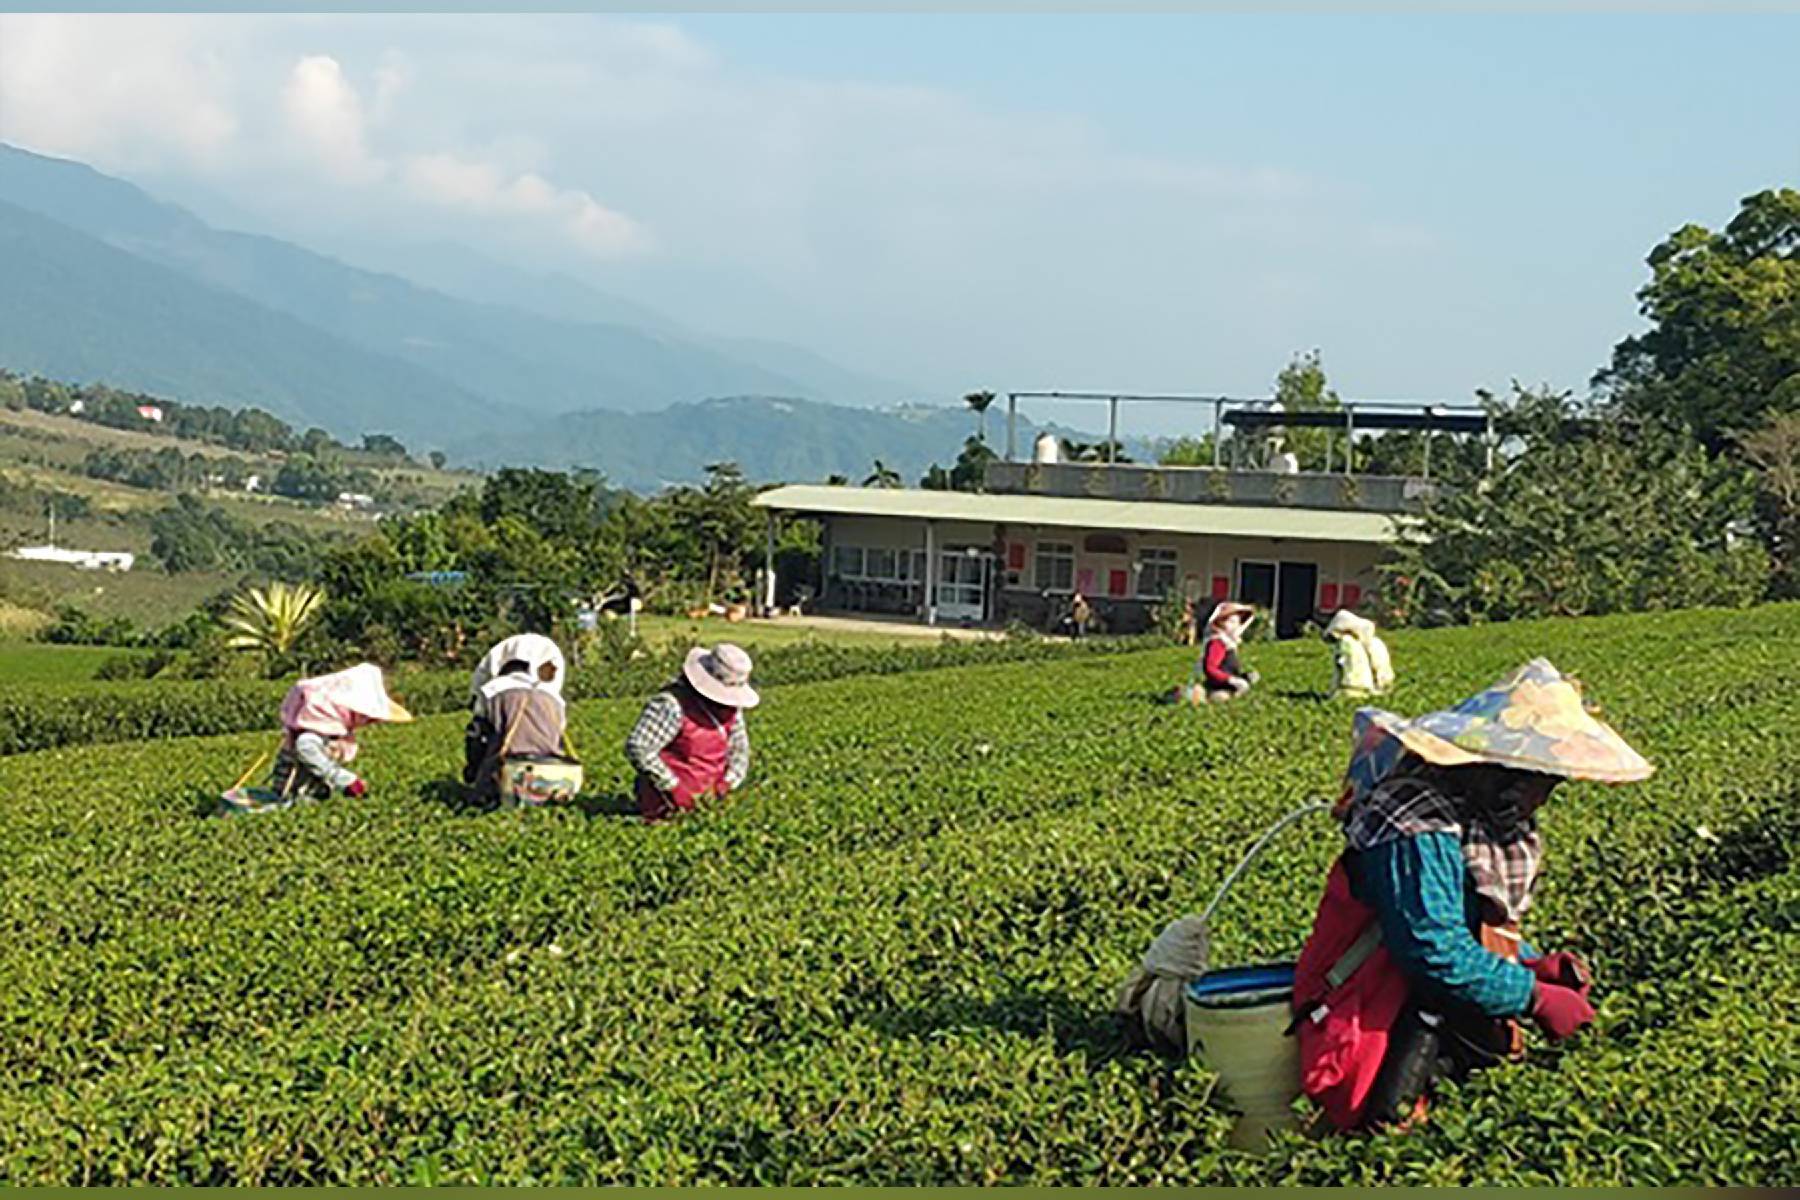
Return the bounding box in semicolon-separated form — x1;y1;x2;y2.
0;634;1159;756
0;606;1790;1183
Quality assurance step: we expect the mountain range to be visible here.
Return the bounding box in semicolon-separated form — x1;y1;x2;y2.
450;395;1115;492
0;142;1087;486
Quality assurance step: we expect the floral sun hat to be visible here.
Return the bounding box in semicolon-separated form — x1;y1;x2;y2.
1339;657;1652;809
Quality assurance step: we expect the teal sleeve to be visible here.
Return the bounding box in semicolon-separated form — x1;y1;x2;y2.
1351;833;1536;1018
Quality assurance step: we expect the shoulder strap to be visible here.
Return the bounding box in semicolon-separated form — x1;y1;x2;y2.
1326;922;1384;990
496;689;531;760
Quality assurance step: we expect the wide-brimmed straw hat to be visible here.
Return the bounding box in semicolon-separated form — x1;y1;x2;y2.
1352;657;1652;788
684;643;760;709
1207;601;1255;631
280;663;413;737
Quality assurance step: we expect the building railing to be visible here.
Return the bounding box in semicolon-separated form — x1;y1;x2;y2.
982;461;1437;514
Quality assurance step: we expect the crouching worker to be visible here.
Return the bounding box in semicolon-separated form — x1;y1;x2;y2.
1323;609;1395;698
627;643;757;822
1182;601;1258;703
465;635;578;806
1292;659;1652;1131
464;634;574;803
273;663;413;800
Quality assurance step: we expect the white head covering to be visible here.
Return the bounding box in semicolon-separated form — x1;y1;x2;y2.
1324;609;1376;641
1205;601;1255;649
471;634;566;714
281;663;413;739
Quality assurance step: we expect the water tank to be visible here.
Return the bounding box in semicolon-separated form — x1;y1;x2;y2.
1033;432;1060;464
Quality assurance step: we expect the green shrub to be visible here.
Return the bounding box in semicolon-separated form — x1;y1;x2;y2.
0;634;1160;756
0;606;1789;1183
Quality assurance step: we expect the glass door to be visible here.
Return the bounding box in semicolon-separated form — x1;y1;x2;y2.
936;548;990;622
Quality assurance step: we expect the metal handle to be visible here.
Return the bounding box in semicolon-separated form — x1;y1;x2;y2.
1197;798;1332;929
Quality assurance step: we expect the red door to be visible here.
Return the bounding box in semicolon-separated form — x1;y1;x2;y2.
1108;569;1129;597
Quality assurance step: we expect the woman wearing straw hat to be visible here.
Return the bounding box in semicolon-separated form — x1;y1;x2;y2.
271;663;413;800
1291;659;1652;1131
1197;601;1259;702
626;643;759;822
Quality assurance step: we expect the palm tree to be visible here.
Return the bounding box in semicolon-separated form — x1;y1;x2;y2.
221;581;326;669
964;390;997;443
863;460;902;489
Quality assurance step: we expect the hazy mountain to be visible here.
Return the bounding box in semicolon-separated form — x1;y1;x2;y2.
0;143;903;421
452;394;1133;491
0;197;499;445
350;237;913;404
337;237;689;336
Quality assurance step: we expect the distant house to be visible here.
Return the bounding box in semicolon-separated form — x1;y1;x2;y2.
68;399;86;415
336;491;375;510
243;474;262;493
8;545;135;572
136;404;164;423
753;397;1481;637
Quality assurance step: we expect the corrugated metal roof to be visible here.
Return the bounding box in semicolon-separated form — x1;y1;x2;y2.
753;485;1405;545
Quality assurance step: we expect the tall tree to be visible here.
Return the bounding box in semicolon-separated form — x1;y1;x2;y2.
920;436;997;492
1742;411;1800;598
964;390;997;443
1598;188;1800;450
668;462;761;600
221;581;327;675
863;460;902;488
1270;349;1343;471
1381;388;1768;625
1156;434;1216;466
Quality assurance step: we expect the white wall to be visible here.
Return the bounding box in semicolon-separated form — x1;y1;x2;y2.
821;513;1384;611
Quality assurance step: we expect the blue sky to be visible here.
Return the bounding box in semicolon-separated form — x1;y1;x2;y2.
0;13;1794;431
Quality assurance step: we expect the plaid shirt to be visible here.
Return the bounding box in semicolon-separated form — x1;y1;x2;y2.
625;690;750;794
1343;773;1542;922
1342;772;1541;1018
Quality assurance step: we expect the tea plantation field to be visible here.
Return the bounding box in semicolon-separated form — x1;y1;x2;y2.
0;607;1794;1184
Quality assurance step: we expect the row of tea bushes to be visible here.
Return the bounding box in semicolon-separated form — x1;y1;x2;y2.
0;632;1159;756
0;606;1791;1182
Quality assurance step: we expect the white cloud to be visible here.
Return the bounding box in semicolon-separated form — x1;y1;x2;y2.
0;15;653;261
282;55;384;184
0;14;1381;389
0;14;239;169
402;152;649;256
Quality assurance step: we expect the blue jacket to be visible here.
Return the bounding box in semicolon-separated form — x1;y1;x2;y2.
1347;831;1536;1018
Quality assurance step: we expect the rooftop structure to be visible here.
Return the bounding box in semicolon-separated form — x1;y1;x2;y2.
752;393;1467;637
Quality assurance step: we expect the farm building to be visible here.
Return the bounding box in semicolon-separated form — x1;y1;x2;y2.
7;544;135;571
754;397;1471;637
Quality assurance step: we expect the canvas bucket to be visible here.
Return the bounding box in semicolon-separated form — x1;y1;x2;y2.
498;755;584;807
1185;962;1303;1150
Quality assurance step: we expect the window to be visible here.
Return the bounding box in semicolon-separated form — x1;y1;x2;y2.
1084;532;1129;555
1034;540;1075;592
1137;547;1179;598
866;547;898;580
833;545;865;578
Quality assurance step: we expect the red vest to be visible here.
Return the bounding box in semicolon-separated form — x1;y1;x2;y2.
1292;860;1411;1130
1293;857;1526;1130
636;688;737;821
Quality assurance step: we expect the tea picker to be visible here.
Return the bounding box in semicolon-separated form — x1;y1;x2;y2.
1169;601;1259;705
627;644;758;822
1290;659;1651;1132
1321;609;1395;698
465;635;583;808
219;663;413;816
1123;658;1653;1147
